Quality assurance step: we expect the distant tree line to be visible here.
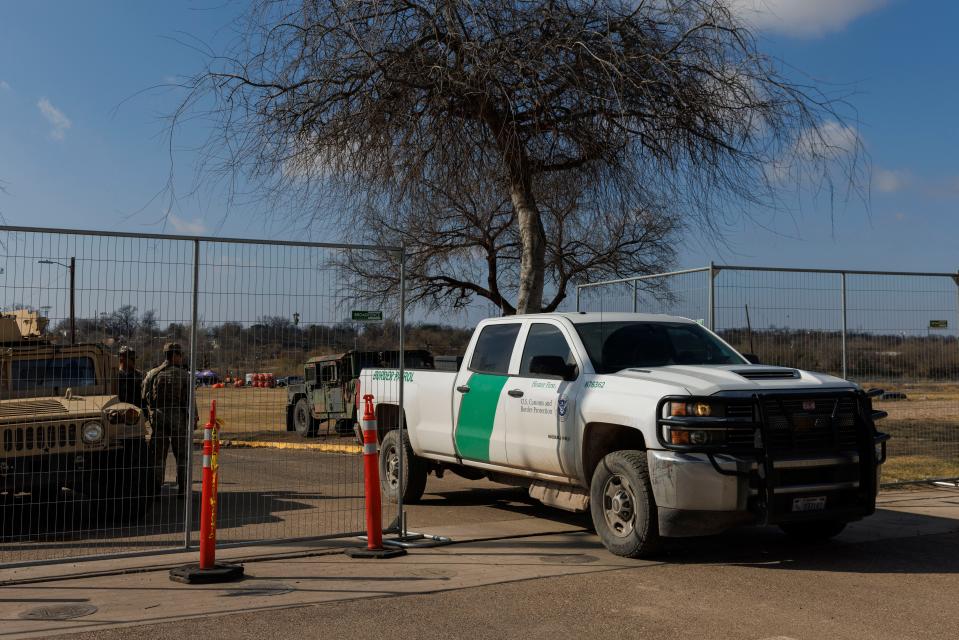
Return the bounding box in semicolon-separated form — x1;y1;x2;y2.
44;305;957;381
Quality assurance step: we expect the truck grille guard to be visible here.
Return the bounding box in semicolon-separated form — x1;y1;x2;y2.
656;389;890;524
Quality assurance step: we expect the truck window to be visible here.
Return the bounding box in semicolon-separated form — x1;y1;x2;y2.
11;356;97;391
469;323;521;375
520;324;577;377
305;365;316;383
574;321;745;373
320;363;337;383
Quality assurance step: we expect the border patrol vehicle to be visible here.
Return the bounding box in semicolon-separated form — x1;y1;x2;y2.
361;313;890;558
0;312;158;522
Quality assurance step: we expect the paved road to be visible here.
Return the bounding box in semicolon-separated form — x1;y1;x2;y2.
4;487;955;640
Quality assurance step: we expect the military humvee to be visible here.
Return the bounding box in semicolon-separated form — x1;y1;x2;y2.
285;350;433;437
0;311;159;522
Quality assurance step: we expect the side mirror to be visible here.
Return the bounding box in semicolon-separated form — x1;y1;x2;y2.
529;355;577;381
743;353;761;365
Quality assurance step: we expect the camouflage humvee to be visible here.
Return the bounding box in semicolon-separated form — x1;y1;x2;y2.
285;350;433;437
0;311;159;522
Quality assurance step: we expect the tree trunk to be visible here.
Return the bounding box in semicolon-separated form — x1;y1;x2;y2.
511;182;546;314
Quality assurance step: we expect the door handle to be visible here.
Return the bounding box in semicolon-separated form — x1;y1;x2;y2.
456;385;471;394
507;389;524;398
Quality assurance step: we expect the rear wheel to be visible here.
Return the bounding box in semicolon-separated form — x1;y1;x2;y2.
779;520;847;541
292;398;317;437
334;418;355;437
589;450;661;558
379;429;428;504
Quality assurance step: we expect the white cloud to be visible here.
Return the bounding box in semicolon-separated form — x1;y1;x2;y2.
874;168;910;193
0;81;10;91
36;98;72;141
728;0;889;38
796;120;860;160
168;214;209;235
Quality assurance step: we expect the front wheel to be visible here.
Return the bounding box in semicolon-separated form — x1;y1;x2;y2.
589;450;661;558
292;398;317;437
379;430;428;504
779;520;847;541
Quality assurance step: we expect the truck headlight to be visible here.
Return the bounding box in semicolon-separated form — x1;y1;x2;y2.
667;428;726;446
81;421;105;444
668;401;717;417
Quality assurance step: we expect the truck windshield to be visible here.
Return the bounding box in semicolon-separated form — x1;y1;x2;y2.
11;357;98;391
574;322;746;373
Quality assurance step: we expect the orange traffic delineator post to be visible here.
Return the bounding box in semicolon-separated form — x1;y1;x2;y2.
170;400;245;584
345;394;406;559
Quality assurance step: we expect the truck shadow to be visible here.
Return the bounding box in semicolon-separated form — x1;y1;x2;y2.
415;482;959;575
0;487;365;551
660;512;959;574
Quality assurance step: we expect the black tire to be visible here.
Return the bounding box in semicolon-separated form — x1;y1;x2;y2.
334;418;355;436
779;520;847;541
589;450;661;558
292;397;317;437
379;429;428;504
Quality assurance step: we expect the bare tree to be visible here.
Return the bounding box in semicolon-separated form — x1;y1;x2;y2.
179;0;862;313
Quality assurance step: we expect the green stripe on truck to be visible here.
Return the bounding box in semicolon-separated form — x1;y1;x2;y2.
454;372;508;462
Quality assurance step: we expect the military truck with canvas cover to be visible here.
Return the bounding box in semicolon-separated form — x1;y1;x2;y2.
0;312;158;521
360;313;890;558
286;349;433;437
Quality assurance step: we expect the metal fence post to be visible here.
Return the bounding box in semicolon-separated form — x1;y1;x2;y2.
632;279;638;312
841;271;848;379
184;238;200;548
575;285;581;312
707;262;716;330
397;248;407;537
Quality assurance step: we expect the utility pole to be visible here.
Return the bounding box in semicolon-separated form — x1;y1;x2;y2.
38;256;76;344
69;257;76;345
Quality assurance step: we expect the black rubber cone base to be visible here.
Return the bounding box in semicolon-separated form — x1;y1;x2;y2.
169;562;245;584
344;547;407;559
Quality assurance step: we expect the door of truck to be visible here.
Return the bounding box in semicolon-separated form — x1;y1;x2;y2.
314;361;337;417
326;361;346;415
503;321;582;477
452;322;522;466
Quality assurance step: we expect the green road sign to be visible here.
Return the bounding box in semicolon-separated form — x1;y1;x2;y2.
929;320;948;329
351;310;384;322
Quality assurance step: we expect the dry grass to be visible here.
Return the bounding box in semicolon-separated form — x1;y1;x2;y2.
195;386;288;435
193;386;355;441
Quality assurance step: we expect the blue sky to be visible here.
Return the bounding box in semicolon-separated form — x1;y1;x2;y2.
0;0;957;274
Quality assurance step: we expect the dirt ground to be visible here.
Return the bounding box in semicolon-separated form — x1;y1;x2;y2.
193;386;350;441
866;381;959;482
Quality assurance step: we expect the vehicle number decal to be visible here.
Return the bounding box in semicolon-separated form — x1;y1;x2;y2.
791;496;827;512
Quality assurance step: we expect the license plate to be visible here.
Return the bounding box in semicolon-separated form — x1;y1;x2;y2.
792;496;827;512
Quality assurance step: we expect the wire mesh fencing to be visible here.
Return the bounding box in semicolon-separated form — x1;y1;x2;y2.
578;264;959;484
0;227;407;567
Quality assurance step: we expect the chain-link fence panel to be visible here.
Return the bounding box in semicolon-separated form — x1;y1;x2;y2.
577;268;711;321
578;264;959;484
714;268;846;376
0;229;194;565
194;239;403;548
843;272;959;483
0;227;407;567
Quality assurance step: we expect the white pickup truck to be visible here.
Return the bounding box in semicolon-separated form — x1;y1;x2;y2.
360;313;889;558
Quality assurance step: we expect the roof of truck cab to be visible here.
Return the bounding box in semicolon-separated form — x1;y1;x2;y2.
482;312;698;325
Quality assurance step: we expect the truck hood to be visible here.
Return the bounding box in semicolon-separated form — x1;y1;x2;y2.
610;364;855;396
0;395;119;422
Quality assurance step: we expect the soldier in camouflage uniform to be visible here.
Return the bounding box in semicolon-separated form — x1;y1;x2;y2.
143;342;197;498
117;345;143;407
